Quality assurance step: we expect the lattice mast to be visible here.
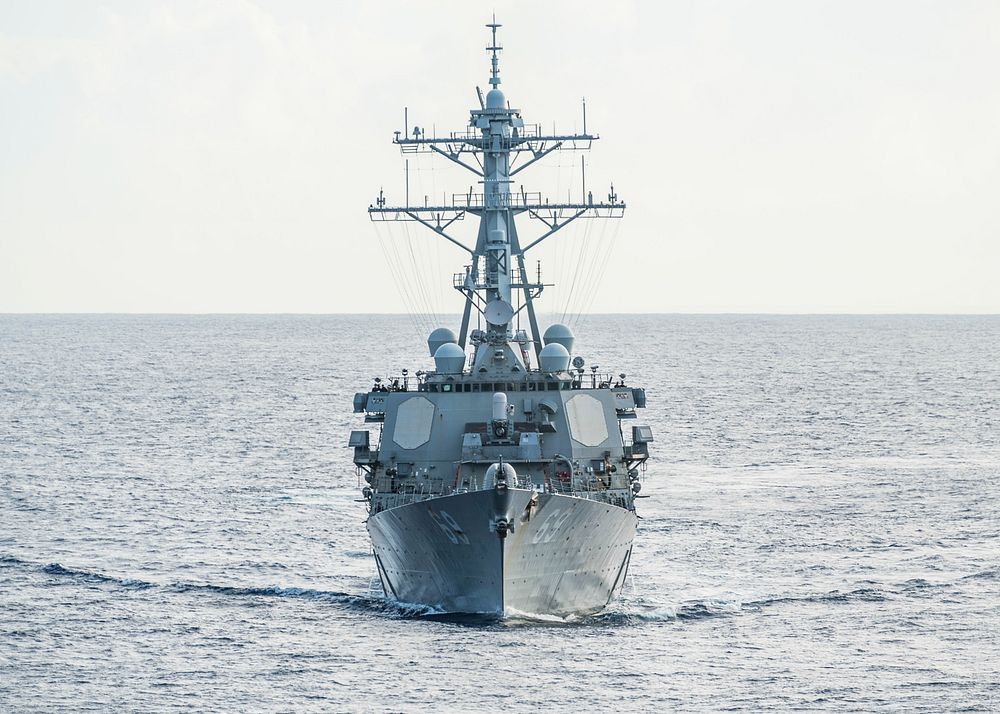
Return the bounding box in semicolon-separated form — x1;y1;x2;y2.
369;19;624;369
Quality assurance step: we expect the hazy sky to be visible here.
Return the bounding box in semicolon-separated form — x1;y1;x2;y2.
2;1;998;313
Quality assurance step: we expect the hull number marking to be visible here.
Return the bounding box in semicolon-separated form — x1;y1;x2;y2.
428;509;470;545
532;509;572;544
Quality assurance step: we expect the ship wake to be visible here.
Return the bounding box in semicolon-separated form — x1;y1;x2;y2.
3;554;442;619
6;553;917;627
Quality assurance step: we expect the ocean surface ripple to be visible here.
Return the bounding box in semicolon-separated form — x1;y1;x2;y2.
2;314;998;711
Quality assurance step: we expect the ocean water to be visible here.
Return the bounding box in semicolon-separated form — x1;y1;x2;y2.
2;314;998;712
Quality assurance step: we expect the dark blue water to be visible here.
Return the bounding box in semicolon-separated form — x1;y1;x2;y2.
2;315;998;711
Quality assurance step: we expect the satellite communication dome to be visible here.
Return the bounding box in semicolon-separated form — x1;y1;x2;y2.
539;343;571;373
485;88;506;110
433;342;466;374
542;323;575;354
427;327;458;357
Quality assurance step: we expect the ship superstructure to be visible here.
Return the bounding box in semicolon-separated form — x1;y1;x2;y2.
351;20;653;617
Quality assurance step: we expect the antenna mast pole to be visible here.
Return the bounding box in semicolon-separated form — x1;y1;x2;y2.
368;19;626;366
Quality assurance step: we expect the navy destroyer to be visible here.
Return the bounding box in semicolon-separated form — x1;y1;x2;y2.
352;20;653;618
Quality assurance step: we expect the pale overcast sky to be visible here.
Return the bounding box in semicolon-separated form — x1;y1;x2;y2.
1;1;998;313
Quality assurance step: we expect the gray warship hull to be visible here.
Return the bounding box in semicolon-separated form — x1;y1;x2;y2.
354;20;653;621
368;488;636;617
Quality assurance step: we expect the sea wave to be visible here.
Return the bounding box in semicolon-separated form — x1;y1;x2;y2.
39;562;156;589
5;554;438;619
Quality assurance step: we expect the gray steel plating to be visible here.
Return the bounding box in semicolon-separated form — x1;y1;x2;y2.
369;487;637;617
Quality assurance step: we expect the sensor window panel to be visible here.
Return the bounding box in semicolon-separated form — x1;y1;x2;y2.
393;396;436;449
566;393;609;447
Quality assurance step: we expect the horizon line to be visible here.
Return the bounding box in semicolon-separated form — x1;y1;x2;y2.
3;312;999;318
